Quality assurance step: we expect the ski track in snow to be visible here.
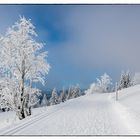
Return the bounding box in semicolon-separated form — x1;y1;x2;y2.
0;93;135;135
0;104;68;135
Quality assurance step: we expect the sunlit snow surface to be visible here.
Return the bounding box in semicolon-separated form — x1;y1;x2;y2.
1;85;140;135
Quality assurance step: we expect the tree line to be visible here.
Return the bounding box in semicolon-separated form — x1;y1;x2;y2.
35;84;83;108
86;70;140;94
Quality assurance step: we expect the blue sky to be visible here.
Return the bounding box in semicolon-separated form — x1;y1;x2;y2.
0;5;140;90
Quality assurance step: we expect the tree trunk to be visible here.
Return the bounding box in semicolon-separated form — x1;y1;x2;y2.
27;79;32;116
19;97;26;120
24;94;31;116
18;60;26;120
28;106;31;116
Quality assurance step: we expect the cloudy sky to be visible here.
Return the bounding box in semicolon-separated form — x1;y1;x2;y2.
0;5;140;90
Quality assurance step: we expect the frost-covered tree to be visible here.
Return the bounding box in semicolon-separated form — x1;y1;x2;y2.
96;73;112;93
0;16;50;120
71;84;81;98
59;87;67;103
118;71;132;90
85;73;112;94
41;94;49;107
50;88;59;105
66;84;81;99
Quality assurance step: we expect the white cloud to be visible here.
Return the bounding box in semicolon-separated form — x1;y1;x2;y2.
52;6;140;73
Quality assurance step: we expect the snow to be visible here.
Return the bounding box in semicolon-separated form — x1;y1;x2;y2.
110;84;140;134
1;85;140;135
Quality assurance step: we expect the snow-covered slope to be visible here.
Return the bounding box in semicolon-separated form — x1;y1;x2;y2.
1;85;140;135
110;84;140;134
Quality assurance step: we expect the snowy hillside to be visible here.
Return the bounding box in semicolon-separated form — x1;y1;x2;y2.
1;85;140;135
110;84;140;134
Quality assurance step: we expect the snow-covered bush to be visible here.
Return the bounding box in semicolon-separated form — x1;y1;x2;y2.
0;78;19;112
0;16;50;120
85;73;112;94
